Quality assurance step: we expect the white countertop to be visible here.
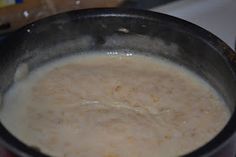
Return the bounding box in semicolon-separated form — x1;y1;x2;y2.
152;0;236;50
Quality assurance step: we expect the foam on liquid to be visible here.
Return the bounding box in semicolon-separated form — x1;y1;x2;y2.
0;53;230;157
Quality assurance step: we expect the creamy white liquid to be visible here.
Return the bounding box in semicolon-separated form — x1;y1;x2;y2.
0;53;230;157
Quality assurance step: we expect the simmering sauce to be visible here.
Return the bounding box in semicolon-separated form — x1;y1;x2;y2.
0;53;230;157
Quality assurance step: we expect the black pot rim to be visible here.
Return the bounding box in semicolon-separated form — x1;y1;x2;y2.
0;8;236;157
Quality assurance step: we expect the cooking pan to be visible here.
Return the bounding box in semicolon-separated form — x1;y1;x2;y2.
0;8;235;157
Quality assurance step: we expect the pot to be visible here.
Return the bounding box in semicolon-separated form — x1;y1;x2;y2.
0;8;235;157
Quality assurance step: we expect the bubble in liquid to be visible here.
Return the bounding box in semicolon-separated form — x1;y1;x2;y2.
14;63;29;82
75;0;80;5
23;10;30;18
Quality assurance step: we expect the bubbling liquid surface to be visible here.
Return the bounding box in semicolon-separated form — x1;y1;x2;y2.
0;53;230;157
